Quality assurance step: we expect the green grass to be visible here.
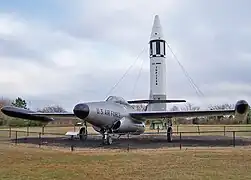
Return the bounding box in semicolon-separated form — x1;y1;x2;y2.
0;144;251;180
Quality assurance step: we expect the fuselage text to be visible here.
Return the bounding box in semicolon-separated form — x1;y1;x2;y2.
96;108;121;118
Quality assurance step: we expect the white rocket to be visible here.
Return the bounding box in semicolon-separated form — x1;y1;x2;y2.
148;15;167;111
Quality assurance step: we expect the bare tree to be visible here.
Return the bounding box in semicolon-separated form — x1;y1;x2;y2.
178;103;200;124
208;103;234;110
181;102;200;111
38;105;67;113
169;105;180;111
0;99;11;108
0;97;12;126
131;104;147;111
207;103;235;123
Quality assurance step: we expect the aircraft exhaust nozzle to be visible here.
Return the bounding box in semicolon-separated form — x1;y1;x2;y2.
112;120;121;132
111;117;145;134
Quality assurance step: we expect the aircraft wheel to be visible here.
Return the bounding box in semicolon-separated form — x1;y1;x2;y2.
102;134;112;145
167;127;172;142
102;135;106;145
79;126;88;141
106;135;113;145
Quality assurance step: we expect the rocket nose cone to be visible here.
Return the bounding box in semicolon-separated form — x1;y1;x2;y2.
150;15;164;41
153;15;161;28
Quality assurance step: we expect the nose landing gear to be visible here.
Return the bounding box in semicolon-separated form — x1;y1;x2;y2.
79;121;88;141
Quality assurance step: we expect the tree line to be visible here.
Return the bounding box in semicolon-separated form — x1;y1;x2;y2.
0;97;250;127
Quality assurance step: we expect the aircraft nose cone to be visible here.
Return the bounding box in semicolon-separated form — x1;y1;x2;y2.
73;103;89;119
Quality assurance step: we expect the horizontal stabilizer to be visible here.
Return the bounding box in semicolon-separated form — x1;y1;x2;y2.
127;99;186;104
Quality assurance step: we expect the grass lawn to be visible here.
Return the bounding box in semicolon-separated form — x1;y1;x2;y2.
0;144;251;180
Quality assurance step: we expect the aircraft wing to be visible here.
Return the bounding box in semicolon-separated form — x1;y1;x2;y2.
1;106;75;122
129;109;235;120
127;99;186;104
130;100;250;121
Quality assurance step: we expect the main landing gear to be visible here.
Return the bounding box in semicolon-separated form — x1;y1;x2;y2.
79;121;88;141
167;119;173;142
102;133;113;145
101;128;113;145
78;122;113;145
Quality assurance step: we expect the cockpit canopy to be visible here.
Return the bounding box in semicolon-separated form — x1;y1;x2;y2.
105;96;131;106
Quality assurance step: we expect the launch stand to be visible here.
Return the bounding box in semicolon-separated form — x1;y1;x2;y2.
149;120;166;130
150;119;172;141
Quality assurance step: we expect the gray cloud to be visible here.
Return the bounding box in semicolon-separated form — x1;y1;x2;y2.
0;39;38;59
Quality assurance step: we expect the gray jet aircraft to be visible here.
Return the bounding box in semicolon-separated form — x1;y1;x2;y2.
1;96;249;145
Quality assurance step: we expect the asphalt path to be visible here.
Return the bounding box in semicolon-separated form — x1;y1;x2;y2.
4;134;251;150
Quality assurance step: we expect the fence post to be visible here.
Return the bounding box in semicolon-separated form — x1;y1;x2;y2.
42;126;44;135
157;126;159;134
27;125;29;137
197;125;200;135
179;132;182;150
9;126;11;138
71;145;74;151
15;131;17;145
233;131;235;147
177;125;179;134
224;126;226;136
39;132;41;148
127;133;130;152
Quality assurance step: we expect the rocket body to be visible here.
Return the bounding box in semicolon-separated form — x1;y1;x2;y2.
149;15;167;111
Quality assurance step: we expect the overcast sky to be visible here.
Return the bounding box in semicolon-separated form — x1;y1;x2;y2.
0;0;251;111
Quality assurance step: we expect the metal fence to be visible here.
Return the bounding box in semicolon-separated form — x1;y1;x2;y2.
1;125;251;151
3;124;251;134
